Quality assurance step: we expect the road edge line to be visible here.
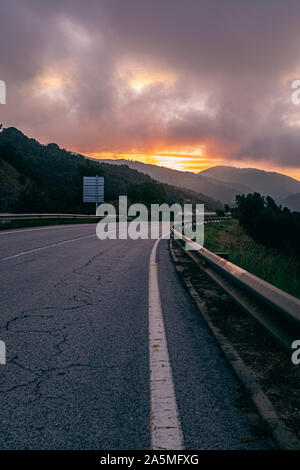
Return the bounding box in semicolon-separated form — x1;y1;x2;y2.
149;237;184;450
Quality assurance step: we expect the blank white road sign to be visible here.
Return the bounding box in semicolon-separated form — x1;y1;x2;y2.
83;176;104;203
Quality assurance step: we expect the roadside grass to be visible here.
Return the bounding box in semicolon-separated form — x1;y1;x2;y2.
204;219;300;299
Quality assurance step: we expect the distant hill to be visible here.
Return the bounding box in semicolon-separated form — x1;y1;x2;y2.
94;159;300;205
0;127;222;212
281;193;300;212
93;158;237;203
200;165;300;201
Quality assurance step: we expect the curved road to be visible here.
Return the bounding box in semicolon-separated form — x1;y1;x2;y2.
0;223;271;449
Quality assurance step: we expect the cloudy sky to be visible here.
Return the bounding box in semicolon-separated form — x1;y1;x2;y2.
1;0;300;178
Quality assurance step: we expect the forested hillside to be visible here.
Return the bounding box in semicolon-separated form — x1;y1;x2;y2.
233;192;300;260
0;128;222;213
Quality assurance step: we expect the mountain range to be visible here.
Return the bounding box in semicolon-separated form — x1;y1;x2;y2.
95;159;300;210
281;192;300;212
1;126;299;213
0;127;221;213
201;166;300;202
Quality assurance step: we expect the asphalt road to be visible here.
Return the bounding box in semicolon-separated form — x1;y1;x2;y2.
0;223;271;449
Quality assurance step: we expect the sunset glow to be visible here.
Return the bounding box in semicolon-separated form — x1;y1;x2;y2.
88;152;228;173
86;152;300;180
129;72;175;92
3;1;300;183
118;62;176;93
35;74;66;101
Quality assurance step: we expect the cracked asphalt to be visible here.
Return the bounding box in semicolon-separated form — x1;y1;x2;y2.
0;223;271;449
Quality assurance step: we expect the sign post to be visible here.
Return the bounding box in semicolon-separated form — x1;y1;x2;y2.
83;176;104;213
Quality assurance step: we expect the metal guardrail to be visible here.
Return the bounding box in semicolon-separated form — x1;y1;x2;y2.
171;225;300;350
0;212;230;222
0;213;101;221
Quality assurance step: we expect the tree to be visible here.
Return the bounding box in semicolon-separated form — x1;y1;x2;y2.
14;183;49;213
234;192;300;259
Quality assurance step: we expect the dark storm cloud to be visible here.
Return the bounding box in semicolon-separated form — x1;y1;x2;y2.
1;0;300;168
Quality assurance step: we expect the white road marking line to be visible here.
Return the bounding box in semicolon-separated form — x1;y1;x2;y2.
149;237;184;450
0;233;96;262
0;224;96;236
0;225;121;262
